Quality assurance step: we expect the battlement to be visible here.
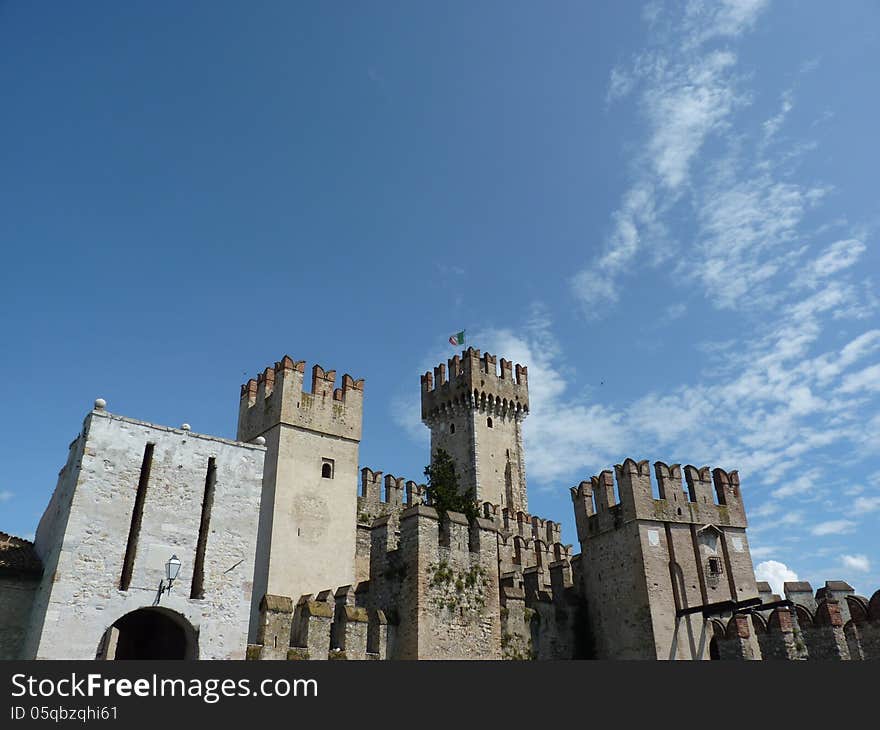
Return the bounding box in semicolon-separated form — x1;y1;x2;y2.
357;467;426;523
237;355;364;442
479;501;562;544
398;504;498;554
570;458;747;541
421;347;529;422
497;533;573;586
248;586;387;660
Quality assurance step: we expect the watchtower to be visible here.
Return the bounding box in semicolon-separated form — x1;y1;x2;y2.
570;459;758;659
420;347;529;512
238;355;364;642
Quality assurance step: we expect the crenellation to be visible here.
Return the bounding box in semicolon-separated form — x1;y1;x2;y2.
654;461;684;501
13;345;875;662
571;459;749;537
238;356;363;443
593;471;616;513
421;347;530;415
356;468;425;529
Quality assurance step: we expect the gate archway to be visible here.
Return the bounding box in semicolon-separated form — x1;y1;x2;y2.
97;607;198;660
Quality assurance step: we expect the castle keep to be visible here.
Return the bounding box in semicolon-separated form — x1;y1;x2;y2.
1;348;877;661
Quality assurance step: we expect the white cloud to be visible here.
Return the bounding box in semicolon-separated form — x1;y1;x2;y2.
762;89;794;144
0;490;12;503
799;238;866;288
779;510;805;526
682;0;770;47
574;7;756;316
645;50;741;190
750;502;780;518
838;364;880;395
810;520;857;536
693;176;828;310
841;554;871;573
854;495;880;512
755;559;799;595
750;545;783;559
772;469;822;499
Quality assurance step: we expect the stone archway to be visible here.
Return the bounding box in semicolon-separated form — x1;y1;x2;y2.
97;607;199;660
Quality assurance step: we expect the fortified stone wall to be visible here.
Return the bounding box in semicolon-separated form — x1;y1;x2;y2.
0;532;42;660
22;406;265;660
249;505;502;660
378;505;501;659
570;458;758;660
246;588;387;661
710;581;880;661
355;468;426;583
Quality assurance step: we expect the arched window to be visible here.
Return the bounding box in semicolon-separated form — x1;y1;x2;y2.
321;459;334;479
450;423;455;434
487;417;493;428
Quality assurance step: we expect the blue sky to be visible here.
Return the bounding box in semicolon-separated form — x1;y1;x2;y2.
1;1;878;597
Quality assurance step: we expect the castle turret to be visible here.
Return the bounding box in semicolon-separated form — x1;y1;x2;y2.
421;348;529;512
569;458;757;660
238;355;364;642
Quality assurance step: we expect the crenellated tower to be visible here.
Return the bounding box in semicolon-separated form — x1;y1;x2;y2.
421;348;529;512
238;355;364;642
570;459;758;660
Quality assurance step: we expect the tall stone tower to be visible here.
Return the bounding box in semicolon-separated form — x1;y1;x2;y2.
238;356;364;641
570;460;759;659
420;347;529;512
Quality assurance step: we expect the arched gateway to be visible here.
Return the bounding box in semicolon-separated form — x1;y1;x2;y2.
96;607;199;660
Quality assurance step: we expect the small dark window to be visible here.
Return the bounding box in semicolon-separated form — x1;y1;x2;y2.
487;417;493;428
450;423;455;434
708;557;723;575
321;459;334;479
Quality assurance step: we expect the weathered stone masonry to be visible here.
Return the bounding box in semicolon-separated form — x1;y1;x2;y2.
4;346;879;661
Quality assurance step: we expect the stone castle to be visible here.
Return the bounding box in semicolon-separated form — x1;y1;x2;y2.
1;348;877;660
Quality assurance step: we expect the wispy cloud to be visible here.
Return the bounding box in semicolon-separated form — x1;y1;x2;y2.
854;495;880;513
750;545;784;559
562;1;876;512
811;520;857;537
838;364;880;395
0;490;12;503
574;2;769;315
841;554;871;573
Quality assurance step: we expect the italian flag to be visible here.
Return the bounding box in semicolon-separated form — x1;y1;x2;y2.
448;330;465;346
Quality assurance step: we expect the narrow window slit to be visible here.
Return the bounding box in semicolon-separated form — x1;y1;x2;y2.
120;443;154;590
190;456;216;599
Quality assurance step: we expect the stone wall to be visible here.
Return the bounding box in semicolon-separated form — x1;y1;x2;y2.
23;408;264;660
570;459;759;660
396;506;500;659
0;575;39;659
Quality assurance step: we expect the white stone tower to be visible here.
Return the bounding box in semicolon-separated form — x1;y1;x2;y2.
420;347;529;512
238;356;364;641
